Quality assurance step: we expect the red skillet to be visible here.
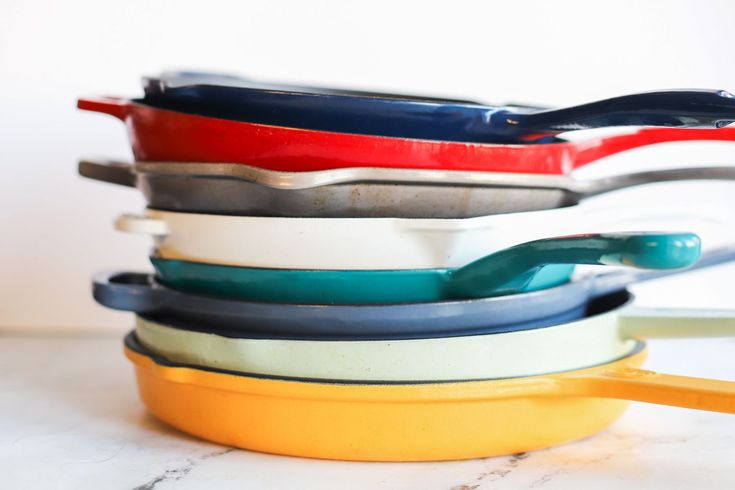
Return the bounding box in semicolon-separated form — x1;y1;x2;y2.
78;96;735;175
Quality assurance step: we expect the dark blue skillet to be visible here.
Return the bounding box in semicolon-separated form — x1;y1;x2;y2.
92;245;735;340
141;71;735;143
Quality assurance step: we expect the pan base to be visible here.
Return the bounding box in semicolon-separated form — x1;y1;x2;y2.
125;339;640;462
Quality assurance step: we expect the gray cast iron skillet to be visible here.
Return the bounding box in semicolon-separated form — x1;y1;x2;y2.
79;160;735;218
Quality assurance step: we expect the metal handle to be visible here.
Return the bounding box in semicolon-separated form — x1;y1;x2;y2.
573;166;735;197
78;160;136;188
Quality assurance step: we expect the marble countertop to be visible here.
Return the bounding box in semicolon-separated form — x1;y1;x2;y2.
2;268;735;489
1;333;733;490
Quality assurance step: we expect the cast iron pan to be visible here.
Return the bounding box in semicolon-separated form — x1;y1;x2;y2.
142;72;735;143
92;245;735;340
79;160;735;218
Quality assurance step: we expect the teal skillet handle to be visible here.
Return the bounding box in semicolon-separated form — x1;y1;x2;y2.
447;232;702;299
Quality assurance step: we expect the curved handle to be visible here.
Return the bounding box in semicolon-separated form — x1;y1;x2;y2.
589;244;735;298
573;166;735;197
572;126;735;170
78;160;136;188
447;232;701;298
114;214;169;236
555;366;735;414
92;271;162;313
505;90;735;133
619;306;735;338
77;96;130;120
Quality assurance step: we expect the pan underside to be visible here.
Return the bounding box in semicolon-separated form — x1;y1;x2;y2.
139;174;574;218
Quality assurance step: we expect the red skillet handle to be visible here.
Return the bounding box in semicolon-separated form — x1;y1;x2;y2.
573;126;735;170
77;96;129;121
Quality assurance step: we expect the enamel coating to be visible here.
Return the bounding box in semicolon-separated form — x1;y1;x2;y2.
125;336;735;461
132;293;735;382
150;260;573;303
141;73;735;143
113;205;727;270
150;233;700;304
92;247;735;340
93;271;590;340
78;97;735;175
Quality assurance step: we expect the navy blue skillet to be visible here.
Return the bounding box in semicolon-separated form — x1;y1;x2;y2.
141;71;735;144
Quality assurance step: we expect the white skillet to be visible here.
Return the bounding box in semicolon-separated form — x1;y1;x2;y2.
116;199;730;270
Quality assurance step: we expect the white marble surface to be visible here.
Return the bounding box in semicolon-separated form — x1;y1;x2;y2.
0;334;733;490
2;268;735;489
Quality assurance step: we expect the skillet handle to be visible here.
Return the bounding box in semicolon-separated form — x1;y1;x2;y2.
572;126;735;170
555;366;735;414
77;96;130;121
619;307;735;338
78;160;136;188
589;244;735;298
115;213;169;236
92;271;162;313
575;166;735;198
448;232;701;298
509;90;735;133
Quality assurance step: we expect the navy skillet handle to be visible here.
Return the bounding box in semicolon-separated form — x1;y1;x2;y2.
501;90;735;134
79;160;136;188
92;271;160;312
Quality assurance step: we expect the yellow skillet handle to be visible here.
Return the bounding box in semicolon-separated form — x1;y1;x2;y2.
555;366;735;414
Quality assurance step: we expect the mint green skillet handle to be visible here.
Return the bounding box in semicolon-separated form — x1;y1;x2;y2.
619;307;735;338
447;232;702;298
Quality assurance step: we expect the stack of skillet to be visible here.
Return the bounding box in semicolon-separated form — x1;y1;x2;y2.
81;72;735;461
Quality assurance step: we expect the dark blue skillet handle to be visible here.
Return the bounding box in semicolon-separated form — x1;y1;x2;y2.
499;90;735;136
93;271;161;312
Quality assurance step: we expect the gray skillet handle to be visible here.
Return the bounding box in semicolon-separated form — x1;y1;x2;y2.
576;166;735;198
78;160;136;188
92;271;161;312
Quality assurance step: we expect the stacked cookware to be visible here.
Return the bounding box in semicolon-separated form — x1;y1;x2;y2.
80;72;735;461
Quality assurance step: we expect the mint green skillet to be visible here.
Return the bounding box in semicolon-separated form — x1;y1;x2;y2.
151;232;701;304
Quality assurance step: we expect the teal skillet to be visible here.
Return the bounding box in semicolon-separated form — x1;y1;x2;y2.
151;232;701;305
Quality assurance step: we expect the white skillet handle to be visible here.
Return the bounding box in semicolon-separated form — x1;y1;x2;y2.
619;306;735;339
114;214;169;236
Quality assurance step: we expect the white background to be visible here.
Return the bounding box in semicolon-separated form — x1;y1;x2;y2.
2;0;735;330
